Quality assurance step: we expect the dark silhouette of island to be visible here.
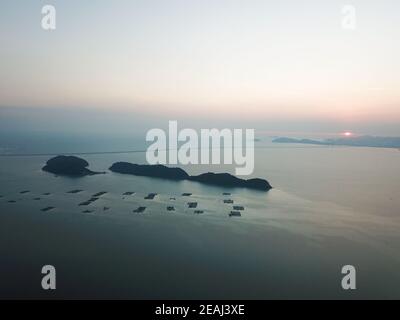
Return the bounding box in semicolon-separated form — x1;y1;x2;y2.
42;157;272;191
273;136;400;148
42;156;104;177
109;162;272;191
188;173;272;191
109;162;189;180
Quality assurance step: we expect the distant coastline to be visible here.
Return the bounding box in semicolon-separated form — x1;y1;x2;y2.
272;135;400;149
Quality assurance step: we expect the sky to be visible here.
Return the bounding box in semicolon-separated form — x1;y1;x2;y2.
0;0;400;136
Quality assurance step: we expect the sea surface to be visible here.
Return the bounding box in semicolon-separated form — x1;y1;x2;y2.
0;133;400;299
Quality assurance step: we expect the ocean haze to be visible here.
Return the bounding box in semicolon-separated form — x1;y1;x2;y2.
1;106;400;139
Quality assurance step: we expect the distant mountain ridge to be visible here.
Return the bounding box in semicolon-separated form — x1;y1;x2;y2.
273;135;400;148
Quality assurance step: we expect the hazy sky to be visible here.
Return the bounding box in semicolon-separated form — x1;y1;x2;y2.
1;0;400;135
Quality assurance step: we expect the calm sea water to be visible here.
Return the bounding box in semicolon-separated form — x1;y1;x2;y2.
0;134;399;299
